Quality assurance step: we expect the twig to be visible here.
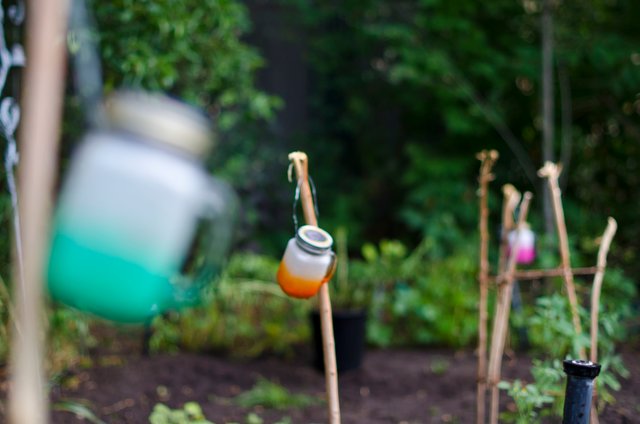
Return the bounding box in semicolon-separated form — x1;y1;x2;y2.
590;217;617;363
288;151;340;424
589;217;616;424
497;184;521;282
488;192;533;424
9;1;69;423
488;267;598;282
538;162;584;357
476;149;498;424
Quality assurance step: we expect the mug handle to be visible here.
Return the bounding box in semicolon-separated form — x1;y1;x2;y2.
172;177;238;305
322;251;338;283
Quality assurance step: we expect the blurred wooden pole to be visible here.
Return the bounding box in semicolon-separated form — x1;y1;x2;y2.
8;0;69;423
538;162;584;356
288;151;341;424
475;149;498;424
488;192;533;424
590;217;617;363
589;218;616;424
492;267;597;281
497;184;521;276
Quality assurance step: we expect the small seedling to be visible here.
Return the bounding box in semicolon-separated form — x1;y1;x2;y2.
429;358;450;375
149;402;213;424
233;377;320;410
53;399;105;424
498;380;553;424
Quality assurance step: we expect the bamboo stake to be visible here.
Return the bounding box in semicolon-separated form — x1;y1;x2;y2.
288;151;340;424
9;1;69;423
588;217;616;424
476;149;498;424
538;162;584;357
489;267;598;282
488;192;533;424
590;217;617;363
497;185;521;278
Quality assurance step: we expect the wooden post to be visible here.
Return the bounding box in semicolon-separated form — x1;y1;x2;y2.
590;217;617;363
538;162;584;357
476;149;498;424
8;1;69;423
497;185;521;278
588;218;616;424
288;151;340;424
495;267;597;281
488;192;533;424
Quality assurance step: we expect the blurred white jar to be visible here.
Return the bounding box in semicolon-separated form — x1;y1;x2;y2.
508;224;536;265
47;91;236;323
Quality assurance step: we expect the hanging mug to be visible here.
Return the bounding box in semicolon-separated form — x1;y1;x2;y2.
277;225;337;299
46;91;237;323
508;224;536;265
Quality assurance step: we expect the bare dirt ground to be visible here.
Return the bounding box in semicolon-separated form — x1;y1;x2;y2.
38;338;639;424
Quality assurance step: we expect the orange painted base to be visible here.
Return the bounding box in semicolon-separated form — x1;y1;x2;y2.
276;263;323;299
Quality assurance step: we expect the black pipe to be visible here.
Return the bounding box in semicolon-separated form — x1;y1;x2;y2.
562;359;601;424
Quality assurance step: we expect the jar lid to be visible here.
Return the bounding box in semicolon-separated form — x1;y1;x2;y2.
104;91;213;158
295;225;333;254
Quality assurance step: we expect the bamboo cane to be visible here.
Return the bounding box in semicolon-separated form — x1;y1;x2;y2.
497;185;521;279
589;217;617;363
538;162;584;357
8;1;69;423
476;149;498;424
489;267;598;282
588;218;616;424
288;151;340;424
488;192;533;424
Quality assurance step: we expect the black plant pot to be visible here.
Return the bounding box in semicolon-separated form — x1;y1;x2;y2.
310;309;367;373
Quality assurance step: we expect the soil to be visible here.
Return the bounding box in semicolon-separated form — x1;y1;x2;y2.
3;329;639;423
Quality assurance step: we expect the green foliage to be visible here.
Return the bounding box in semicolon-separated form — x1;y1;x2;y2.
399;145;477;257
53;399;106;424
280;0;640;284
233;377;320;410
528;294;589;358
328;227;374;310
92;0;281;128
243;412;292;424
506;265;636;419
47;305;96;373
150;253;310;357
498;379;554;424
149;402;213;424
360;239;478;347
0;271;94;374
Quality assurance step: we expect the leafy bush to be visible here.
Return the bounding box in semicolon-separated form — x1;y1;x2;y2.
497;379;554;424
358;239;478;347
329;227;376;311
502;266;636;421
92;0;281;128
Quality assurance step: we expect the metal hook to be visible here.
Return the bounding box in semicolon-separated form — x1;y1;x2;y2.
290;175;320;232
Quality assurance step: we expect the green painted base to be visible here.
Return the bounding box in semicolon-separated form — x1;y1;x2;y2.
47;231;177;323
